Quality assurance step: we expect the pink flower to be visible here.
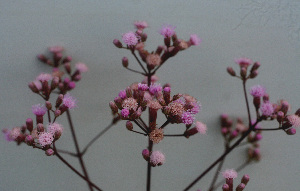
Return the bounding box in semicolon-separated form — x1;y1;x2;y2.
250;85;266;97
222;169;238;179
33;80;42;90
134;21;148;29
48;123;63;135
195;121;207;134
38;132;54;147
149;83;162;95
138;83;149;91
190;34;201;46
287;115;300;128
36;73;53;82
235;57;252;67
75;62;88;73
190;102;201;115
121;108;130;118
118;90;127;99
49;46;64;53
122;32;139;46
150;151;165;166
62;93;77;109
32;104;47;116
182;111;195;125
160;25;176;38
260;102;274;116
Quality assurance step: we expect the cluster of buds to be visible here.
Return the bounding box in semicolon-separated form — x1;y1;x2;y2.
227;58;260;80
277;106;300;135
31;46;88;96
113;21;201;72
221;114;262;161
221;169;250;191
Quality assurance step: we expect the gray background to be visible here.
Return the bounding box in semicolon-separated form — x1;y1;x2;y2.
0;1;299;191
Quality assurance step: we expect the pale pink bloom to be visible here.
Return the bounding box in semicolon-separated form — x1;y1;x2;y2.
150;151;165;166
196;121;207;134
10;127;21;140
149;83;162;95
260;102;274;116
182;111;195;125
38;132;54;147
190;34;201;46
146;54;161;68
48;123;63;135
62;93;77;109
3;129;14;142
33;80;42;90
32;104;47;116
190;102;201;115
134;21;148;29
287;115;300;128
250;85;265;97
75;62;88;73
49;46;64;53
36;73;53;82
122;32;139;46
160;25;176;38
138;83;149;91
222;169;238;179
122;98;138;110
235;57;252;67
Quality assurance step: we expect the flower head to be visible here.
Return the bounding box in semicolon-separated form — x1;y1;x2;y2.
149;83;162;96
190;34;201;46
9;127;21;140
250;85;265;97
181;111;195;125
32;104;47;116
49;46;64;53
62;93;77;109
160;25;176;38
287;114;300;128
122;98;138;110
235;57;252;67
122;32;139;46
121;108;130;118
146;54;161;68
222;169;238;179
38;132;54;147
75;62;88;73
150;150;165;166
48;123;63;135
260;102;274;116
196;121;207;134
36;73;53;82
149;128;164;144
134;21;148;29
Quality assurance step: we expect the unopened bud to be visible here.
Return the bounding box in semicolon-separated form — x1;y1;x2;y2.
28;82;39;93
45;148;55;156
62;56;72;63
277;111;284;123
113;39;123;48
155;46;164;55
51;77;59;90
37;123;44;132
109;101;118;114
126;121;133;131
164;37;171;47
241;174;250;185
45;101;52;110
56;94;64;108
263;93;269;102
222;184;229;191
236;183;246;191
54;109;61;117
295;108;300;117
64;62;71;74
142;149;150;161
26;118;33;132
249;70;258;78
122;57;129;68
253;97;261;110
286;128;296;135
125;87;132;97
251;62;260;72
141;33;147;42
240;67;247;79
227;67;236;76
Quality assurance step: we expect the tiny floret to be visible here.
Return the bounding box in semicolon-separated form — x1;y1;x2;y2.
134;21;148;29
138;83;149;91
32;104;47;116
196;121;207;134
287;114;300;128
62;93;77;109
121;108;130;118
222;169;238;179
260;102;274;116
48;123;63;135
36;73;53;82
190;34;201;46
250;85;265;97
149;128;164;144
119;90;127;99
49;46;64;53
160;25;176;38
182;111;195;125
235;57;252;67
122;32;139;46
38;132;54;147
150;150;165;166
75;62;88;73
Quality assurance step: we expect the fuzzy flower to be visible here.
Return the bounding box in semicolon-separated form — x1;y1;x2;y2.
235;57;252;67
146;54;161;68
48;123;63;135
32;104;47;116
250;85;265;97
62;93;77;109
122;32;139;46
148;100;162;110
189;34;201;46
2;129;14;142
138;83;149;91
222;169;238;179
160;25;176;38
9;127;21;140
36;73;53;82
149;128;164;144
134;21;148;29
150;150;165;166
182;111;195;125
287;115;300;128
167;101;185;116
195;121;207;134
190;102;201;115
149;83;162;95
118;90;127;99
121;108;130;118
122;98;138;110
260;102;274;116
75;62;88;73
38;132;54;147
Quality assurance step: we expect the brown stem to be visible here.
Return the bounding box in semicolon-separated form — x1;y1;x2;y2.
147;138;153;191
132;51;147;74
66;110;94;191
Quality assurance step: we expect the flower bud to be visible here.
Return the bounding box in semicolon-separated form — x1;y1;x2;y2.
222;184;229;191
141;33;147;42
263;93;269;102
142;149;150;161
241;174;250;185
109;101;118;114
37;54;48;63
286;128;296;135
122;57;129;68
45;148;55;156
236;183;246;191
51;77;59;90
155;45;164;55
126;121;133;131
251;62;260;72
28;82;39;93
45;101;52;110
56;94;64;108
64;62;71;74
113;39;123;48
25;135;34;146
54;109;61;117
249;70;258;78
26;118;33;132
37;123;44;132
62;56;72;63
253;97;261;110
164;37;170;47
226;67;236;76
240;67;247;79
277;111;284;123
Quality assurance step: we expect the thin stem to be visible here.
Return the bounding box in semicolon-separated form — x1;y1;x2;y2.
242;80;252;126
132;51;147;74
125;67;146;75
164;134;185;137
47;110;51;123
56;149;77;157
81;121;114;155
183;120;260;191
53;145;102;191
134;120;149;134
66;110;94;191
131;130;147;136
160;119;170;129
138;117;148;129
146;139;153;191
255;127;283;131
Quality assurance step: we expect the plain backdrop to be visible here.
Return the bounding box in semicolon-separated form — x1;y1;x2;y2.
0;1;299;191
